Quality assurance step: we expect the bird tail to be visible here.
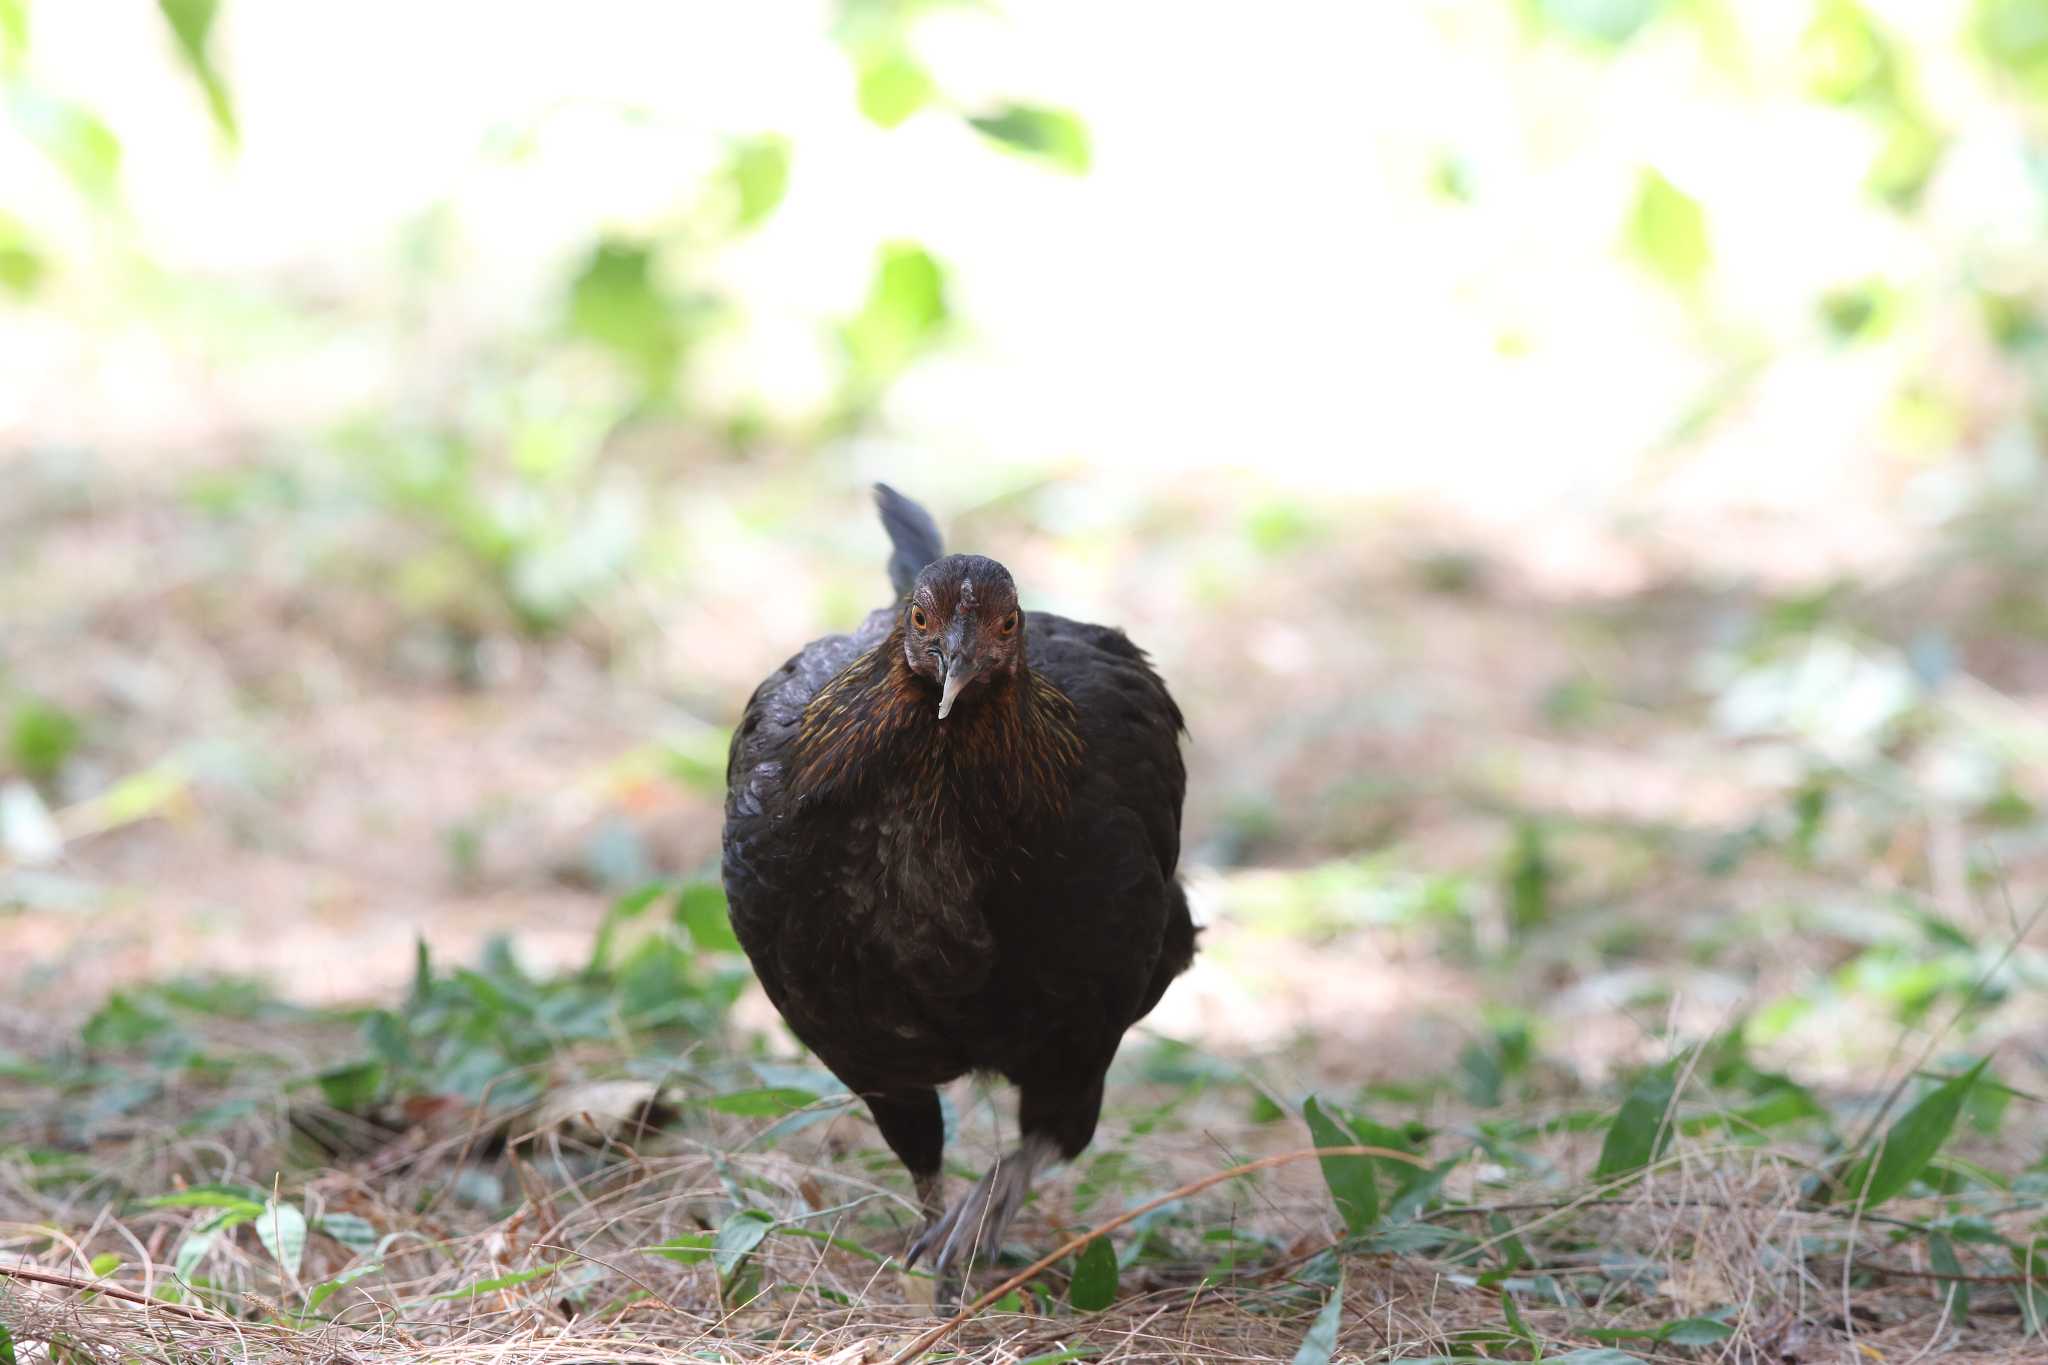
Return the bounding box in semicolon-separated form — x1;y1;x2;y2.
873;484;945;599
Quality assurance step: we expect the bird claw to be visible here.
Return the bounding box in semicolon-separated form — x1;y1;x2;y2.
904;1136;1056;1279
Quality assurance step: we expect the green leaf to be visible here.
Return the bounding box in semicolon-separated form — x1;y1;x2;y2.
315;1213;378;1256
86;1252;121;1278
1304;1096;1377;1236
1549;1352;1650;1364
1529;0;1666;48
304;1260;382;1315
1866;108;1943;211
143;1185;267;1216
1068;1236;1117;1311
1840;1058;1987;1208
316;1060;384;1111
704;1087;817;1117
0;0;25;72
173;1227;220;1281
258;1199;307;1279
838;241;949;389
8;698;81;779
714;1208;775;1277
676;882;742;953
857;47;935;128
432;1261;560;1299
724;135;790;232
157;0;237;146
2016;1236;2048;1336
1978;0;2048;97
1594;1059;1679;1181
1802;0;1897;106
0;210;43;297
0;1319;13;1365
643;1232;716;1264
967;104;1091;174
1929;1232;1968;1321
1661;1317;1732;1345
1017;1351;1099;1365
589;880;668;972
1502;820;1553;934
1499;1288;1533;1342
565;237;690;390
1291;1276;1343;1365
1624;168;1710;288
9;91;120;203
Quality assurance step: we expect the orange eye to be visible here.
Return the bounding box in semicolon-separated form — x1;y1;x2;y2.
911;605;929;631
1000;612;1019;636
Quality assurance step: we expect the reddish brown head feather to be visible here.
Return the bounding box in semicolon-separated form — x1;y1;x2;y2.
790;628;1084;820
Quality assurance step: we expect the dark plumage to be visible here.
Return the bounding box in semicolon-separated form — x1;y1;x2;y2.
722;484;1196;1277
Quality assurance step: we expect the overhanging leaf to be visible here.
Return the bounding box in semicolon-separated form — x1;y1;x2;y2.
1595;1058;1680;1181
1978;0;2048;98
724;135;789;232
968;104;1091;174
1304;1096;1378;1235
565;237;692;390
0;211;40;298
1841;1058;1988;1208
838;241;949;390
1068;1236;1117;1311
1625;168;1709;288
9;91;122;203
857;47;935;128
157;0;237;145
0;0;25;72
1529;0;1666;48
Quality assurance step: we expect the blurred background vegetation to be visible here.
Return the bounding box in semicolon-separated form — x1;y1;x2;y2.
7;1;2048;1358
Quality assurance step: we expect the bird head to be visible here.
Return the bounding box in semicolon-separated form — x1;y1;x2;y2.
901;554;1025;719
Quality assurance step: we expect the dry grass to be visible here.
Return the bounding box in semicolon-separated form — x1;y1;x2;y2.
7;1029;2048;1364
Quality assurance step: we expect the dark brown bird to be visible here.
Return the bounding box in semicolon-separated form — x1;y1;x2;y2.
722;485;1196;1277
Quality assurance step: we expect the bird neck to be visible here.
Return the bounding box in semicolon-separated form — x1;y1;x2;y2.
790;630;1085;817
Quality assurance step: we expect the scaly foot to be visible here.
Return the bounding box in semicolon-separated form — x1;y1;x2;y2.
905;1135;1057;1278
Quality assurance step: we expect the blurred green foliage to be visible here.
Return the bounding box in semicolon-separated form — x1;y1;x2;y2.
6;698;81;783
157;0;236;146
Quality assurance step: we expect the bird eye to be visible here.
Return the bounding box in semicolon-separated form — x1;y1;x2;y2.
911;605;929;631
1000;611;1019;636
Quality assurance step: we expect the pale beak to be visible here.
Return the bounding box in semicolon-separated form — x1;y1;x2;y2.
937;663;970;719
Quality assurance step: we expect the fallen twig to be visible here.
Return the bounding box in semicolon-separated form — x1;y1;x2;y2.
0;1260;283;1330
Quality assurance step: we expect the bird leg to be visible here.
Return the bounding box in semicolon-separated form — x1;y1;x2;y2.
911;1170;946;1242
906;1133;1058;1278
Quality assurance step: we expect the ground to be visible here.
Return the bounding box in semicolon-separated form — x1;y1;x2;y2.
4;444;2048;1362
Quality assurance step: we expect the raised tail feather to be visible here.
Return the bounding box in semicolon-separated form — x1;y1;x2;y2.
874;483;945;599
